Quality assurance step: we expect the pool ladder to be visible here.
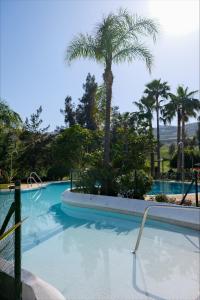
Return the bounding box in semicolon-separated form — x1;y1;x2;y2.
27;172;43;188
132;204;200;254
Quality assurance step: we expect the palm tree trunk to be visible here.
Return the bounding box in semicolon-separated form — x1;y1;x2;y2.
103;62;113;166
149;122;155;177
177;108;181;177
198;117;200;151
156;97;160;178
181;112;185;181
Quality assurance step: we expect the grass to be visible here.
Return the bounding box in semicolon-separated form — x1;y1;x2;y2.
0;183;10;189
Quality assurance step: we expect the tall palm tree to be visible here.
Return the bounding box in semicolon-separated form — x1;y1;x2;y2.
144;79;170;177
135;96;155;177
197;116;200;151
181;87;200;146
66;9;159;166
163;86;199;175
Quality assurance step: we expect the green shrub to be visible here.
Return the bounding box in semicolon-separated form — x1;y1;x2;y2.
155;194;169;202
117;170;153;199
76;165;119;196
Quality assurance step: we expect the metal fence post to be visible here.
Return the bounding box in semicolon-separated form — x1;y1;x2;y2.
14;180;22;300
70;170;73;191
195;171;199;207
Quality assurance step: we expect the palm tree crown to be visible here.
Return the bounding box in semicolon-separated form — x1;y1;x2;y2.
66;9;158;69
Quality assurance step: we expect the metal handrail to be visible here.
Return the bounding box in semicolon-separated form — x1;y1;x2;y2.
27;176;37;187
30;172;42;185
27;172;43;188
132;204;200;254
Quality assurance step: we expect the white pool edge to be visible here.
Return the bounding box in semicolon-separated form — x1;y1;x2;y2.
62;190;200;231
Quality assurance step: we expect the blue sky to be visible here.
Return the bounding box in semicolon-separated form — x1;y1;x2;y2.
0;0;199;130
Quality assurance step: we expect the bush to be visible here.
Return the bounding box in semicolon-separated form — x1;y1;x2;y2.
117;170;153;199
47;165;69;181
155;194;169;202
76;165;119;196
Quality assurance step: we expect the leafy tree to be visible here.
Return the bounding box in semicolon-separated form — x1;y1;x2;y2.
66;8;159;169
134;96;156;177
144;79;170;177
0;100;22;182
60;96;76;127
0;99;22;130
76;73;98;130
168;143;176;159
52;125;102;172
17;106;51;176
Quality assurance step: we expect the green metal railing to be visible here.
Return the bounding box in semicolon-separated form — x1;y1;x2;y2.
0;181;22;300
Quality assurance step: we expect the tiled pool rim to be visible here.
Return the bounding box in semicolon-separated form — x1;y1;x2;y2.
62;190;200;230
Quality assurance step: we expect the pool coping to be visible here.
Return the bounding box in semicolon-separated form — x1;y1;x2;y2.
62;190;200;231
0;180;70;193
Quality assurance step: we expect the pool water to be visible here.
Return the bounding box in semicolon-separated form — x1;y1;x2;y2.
148;180;200;195
17;183;199;299
1;182;199;299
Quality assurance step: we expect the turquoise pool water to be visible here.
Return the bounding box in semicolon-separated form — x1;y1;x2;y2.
1;183;199;299
148;180;200;195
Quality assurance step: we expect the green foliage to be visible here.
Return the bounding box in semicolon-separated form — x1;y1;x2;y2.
60;96;76;127
111;127;152;173
47;165;69;181
52;125;103;171
76;73;98;130
16;107;52;177
76;164;119;196
168;143;176;158
0;99;22;130
117;170;152;199
155;194;168;202
66;8;158;70
170;149;200;169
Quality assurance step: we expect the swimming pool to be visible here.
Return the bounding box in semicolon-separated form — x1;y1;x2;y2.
148;180;200;195
1;183;199;299
12;183;199;299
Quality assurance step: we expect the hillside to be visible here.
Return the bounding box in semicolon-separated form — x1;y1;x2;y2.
153;122;198;144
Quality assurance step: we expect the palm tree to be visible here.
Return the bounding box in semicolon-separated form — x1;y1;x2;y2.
197;116;200;151
0;99;22;130
144;79;170;177
181;87;200;147
163;86;199;176
66;9;159;166
135;96;155;177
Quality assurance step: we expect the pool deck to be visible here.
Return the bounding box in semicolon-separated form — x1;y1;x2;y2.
62;190;200;230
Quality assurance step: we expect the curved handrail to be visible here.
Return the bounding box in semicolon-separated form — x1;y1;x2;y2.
132;204;200;254
30;172;42;185
27;172;43;188
27;176;37;187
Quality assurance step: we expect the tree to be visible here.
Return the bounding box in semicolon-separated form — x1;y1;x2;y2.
144;79;170;177
134;96;156;177
163;86;199;176
197;116;200;151
0;99;22;130
76;73;98;130
168;143;176;159
17;106;51;176
52;125;102;171
66;8;159;168
0;99;22;182
60;96;76;127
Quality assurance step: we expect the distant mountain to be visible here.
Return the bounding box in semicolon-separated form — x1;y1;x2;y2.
153;122;198;144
